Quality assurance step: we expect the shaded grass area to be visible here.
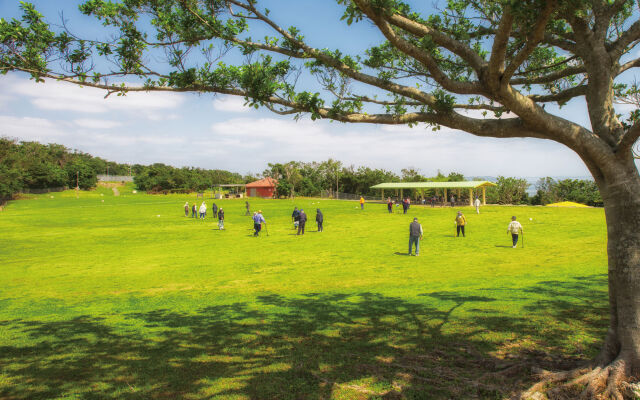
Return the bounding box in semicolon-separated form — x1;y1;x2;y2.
0;186;608;399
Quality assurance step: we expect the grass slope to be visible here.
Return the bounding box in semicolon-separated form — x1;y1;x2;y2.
0;184;608;399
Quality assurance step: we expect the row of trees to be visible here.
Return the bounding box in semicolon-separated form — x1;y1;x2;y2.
133;164;245;192
0;137;130;201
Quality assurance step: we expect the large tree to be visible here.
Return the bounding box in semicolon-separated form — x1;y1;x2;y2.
2;0;640;397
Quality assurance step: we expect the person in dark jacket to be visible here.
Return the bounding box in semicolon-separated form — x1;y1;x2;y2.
402;198;409;214
409;217;423;256
387;197;393;213
297;209;307;235
218;208;225;230
192;203;197;218
245;201;250;216
315;209;323;232
211;203;218;219
184;202;189;217
292;207;300;229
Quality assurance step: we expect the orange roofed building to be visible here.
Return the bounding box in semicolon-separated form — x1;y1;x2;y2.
246;177;277;198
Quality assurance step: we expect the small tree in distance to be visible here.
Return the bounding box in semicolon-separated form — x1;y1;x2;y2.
2;1;640;396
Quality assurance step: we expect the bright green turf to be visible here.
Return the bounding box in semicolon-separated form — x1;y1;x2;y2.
0;184;608;399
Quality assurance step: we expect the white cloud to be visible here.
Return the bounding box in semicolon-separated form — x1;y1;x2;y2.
3;76;186;117
0;115;69;142
212;96;251;113
73;118;122;129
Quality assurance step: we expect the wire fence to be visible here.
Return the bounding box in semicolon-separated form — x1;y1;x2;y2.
320;190;381;201
97;175;134;182
20;186;67;194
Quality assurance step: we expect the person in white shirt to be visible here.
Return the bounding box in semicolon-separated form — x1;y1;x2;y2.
507;216;523;248
474;197;481;214
199;202;207;219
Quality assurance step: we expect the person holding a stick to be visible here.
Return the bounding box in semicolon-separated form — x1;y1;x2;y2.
253;210;266;237
408;217;423;256
507;216;524;248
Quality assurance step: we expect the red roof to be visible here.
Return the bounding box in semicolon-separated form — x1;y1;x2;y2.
246;177;278;188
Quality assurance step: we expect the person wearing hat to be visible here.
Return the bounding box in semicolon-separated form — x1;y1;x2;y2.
297;209;307;235
455;211;466;237
199;201;207;219
218;207;225;230
315;209;323;232
253;210;266;236
409;217;423;256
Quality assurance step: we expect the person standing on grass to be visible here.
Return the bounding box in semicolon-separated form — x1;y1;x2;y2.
408;217;423;256
402;198;408;214
218;208;225;230
297;209;307;235
184;202;189;217
316;209;323;232
450;195;455;208
430;196;435;208
474;197;481;214
192;203;197;218
507;216;524;248
212;202;218;219
387;197;393;213
253;210;266;236
199;202;207;219
455;211;466;237
292;207;300;229
360;196;365;210
245;201;250;216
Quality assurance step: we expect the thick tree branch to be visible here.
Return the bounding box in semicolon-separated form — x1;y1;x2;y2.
610;19;640;60
503;0;557;81
383;13;486;72
510;64;586;85
352;0;483;96
616;122;640;153
618;58;640;75
527;85;588;103
226;0;439;106
487;8;513;88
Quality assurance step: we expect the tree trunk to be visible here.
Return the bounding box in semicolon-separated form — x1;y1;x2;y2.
593;152;640;376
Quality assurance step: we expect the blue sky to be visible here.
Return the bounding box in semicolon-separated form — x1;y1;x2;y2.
1;0;631;178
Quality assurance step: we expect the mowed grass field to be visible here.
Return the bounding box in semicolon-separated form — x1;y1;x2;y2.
0;184;608;399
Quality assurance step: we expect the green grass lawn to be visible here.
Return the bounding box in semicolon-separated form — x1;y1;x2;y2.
0;184;608;399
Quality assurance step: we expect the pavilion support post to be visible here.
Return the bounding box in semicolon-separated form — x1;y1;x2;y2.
381;189;384;201
395;189;398;199
482;187;486;205
457;188;461;200
400;188;403;200
421;189;424;203
444;188;448;206
469;189;473;206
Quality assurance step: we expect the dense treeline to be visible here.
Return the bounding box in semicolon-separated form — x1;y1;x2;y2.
0;138;602;207
0;137;128;201
133;164;244;192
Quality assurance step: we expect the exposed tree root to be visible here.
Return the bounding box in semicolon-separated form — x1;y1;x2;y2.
517;356;639;400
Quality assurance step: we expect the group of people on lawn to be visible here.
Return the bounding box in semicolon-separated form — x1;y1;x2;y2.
184;201;225;229
182;198;523;251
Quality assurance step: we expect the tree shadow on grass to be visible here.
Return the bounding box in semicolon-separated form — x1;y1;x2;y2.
0;276;608;399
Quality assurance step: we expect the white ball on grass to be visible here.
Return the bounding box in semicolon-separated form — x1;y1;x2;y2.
101;200;104;203
529;218;533;221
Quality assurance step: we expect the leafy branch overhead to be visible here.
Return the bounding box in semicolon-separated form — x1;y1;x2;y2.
1;1;640;148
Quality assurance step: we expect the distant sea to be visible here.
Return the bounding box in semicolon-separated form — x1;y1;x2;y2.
472;176;593;196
